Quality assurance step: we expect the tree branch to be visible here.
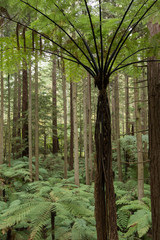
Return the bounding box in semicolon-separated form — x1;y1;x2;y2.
84;0;101;70
20;0;97;72
108;0;157;74
52;2;99;74
104;0;135;73
0;14;96;76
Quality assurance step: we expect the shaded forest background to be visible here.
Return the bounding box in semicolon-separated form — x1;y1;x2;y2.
0;0;160;239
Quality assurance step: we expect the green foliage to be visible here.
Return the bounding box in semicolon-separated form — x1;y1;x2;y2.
114;180;151;239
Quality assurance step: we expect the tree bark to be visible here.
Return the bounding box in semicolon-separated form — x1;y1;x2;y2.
88;74;93;182
22;61;28;157
7;74;11;167
95;88;118;240
12;74;18;159
83;77;90;185
69;81;74;170
72;82;79;186
62;60;68;179
148;59;160;239
111;80;116;140
35;50;39;181
28;61;33;181
125;75;130;135
134;78;144;200
0;71;4;165
17;68;22;157
52;57;58;154
115;75;122;181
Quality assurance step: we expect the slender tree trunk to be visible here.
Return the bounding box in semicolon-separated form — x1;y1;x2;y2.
148;59;160;239
12;74;18;159
94;87;118;240
72;82;79;186
44;127;47;160
134;78;144;200
111;80;116;140
115;75;122;181
7;74;11;167
28;62;32;181
62;60;68;179
83;77;90;185
35;51;39;181
141;71;148;162
88;74;93;182
69;81;74;170
51;210;56;240
17;68;22;157
0;71;4;165
79;103;83;158
22;61;28;157
125;75;130;135
52;57;58;154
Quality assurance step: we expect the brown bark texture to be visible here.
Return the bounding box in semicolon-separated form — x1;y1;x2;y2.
94;89;118;240
148;60;160;239
52;57;58;154
22;64;28;157
69;82;74;170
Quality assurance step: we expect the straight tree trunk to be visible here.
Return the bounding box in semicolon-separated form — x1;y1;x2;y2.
94;88;118;240
35;51;39;181
52;57;58;154
83;77;90;185
141;71;148;162
28;62;32;181
12;74;18;159
72;82;79;186
88;74;93;182
134;78;144;200
7;74;11;167
125;75;130;135
22;61;28;157
148;59;160;239
0;71;4;165
17;68;22;157
79;103;83;158
115;75;122;181
62;60;68;179
111;80;116;140
69;81;74;170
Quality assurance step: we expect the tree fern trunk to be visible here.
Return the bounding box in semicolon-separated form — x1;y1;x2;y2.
51;211;56;240
95;89;118;240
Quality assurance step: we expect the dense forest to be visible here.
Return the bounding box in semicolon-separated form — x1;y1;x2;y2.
0;0;160;239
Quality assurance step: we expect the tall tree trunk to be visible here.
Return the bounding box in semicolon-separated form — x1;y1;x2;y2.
17;68;22;157
35;51;39;181
52;57;58;154
79;103;83;158
125;75;130;135
141;70;148;162
69;81;74;170
88;74;93;182
94;88;118;240
62;60;68;179
28;62;32;181
148;59;160;239
72;82;79;186
7;74;11;167
111;80;116;140
0;71;4;165
134;78;144;200
22;61;28;157
83;77;90;185
12;74;18;159
115;75;122;181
